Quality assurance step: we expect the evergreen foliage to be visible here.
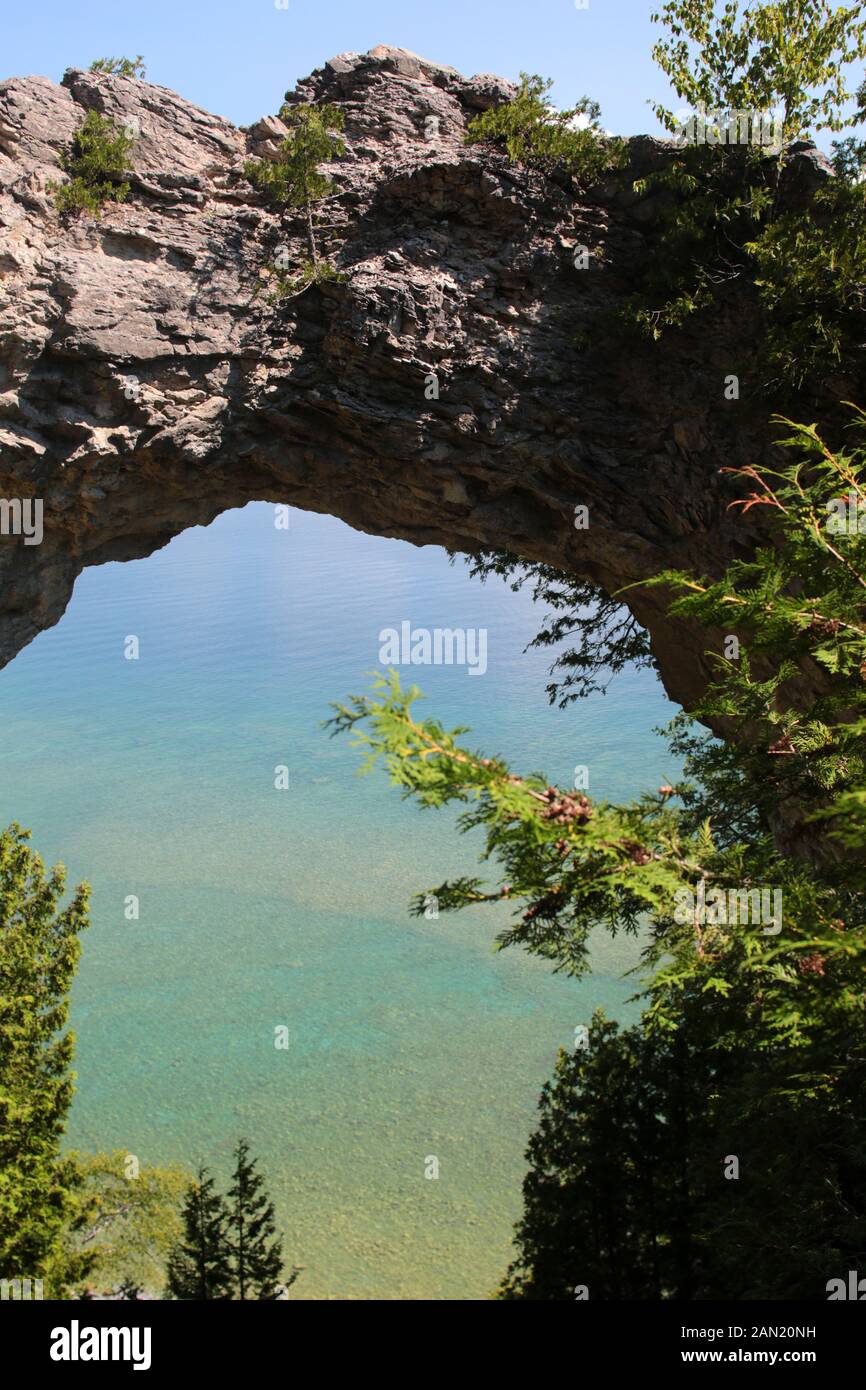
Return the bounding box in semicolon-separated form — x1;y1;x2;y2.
465;73;626;184
330;410;866;1296
227;1138;296;1299
0;825;92;1295
498;1003;866;1299
88;56;146;79
52;110;135;217
166;1167;232;1301
166;1145;297;1299
245;102;346;296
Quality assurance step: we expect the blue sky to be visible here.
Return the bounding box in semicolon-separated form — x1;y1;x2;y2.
3;0;673;136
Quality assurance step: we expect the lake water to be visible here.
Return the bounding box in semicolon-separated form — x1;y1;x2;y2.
0;504;677;1299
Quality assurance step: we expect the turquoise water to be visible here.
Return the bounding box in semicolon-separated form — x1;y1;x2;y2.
0;504;677;1299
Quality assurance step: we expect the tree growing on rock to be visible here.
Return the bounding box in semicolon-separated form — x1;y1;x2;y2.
465;73;624;184
52;110;135;217
88;56;146;79
245;102;346;297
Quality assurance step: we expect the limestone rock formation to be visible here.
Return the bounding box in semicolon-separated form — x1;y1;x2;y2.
0;46;843;711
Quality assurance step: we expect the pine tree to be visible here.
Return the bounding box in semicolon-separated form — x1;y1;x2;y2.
166;1167;231;1300
226;1139;294;1300
0;824;93;1294
88;55;146;79
276;103;343;280
52;111;134;217
244;102;345;294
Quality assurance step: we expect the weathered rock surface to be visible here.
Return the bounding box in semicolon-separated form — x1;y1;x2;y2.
0;47;850;713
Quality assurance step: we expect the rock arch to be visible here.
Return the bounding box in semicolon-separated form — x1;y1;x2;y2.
0;47;840;713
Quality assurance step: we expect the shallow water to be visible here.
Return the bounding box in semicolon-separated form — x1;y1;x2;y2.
0;504;677;1298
